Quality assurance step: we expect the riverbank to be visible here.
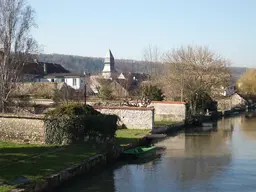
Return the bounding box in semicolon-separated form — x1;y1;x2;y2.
152;122;185;134
53;116;256;192
0;129;151;192
0;142;100;192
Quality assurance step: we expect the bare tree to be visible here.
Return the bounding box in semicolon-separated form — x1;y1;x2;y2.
0;0;38;112
162;45;231;115
142;44;163;80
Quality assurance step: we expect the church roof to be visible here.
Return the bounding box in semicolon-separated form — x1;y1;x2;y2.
104;49;115;64
105;49;113;58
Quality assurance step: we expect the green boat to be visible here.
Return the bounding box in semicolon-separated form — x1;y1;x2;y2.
122;146;157;159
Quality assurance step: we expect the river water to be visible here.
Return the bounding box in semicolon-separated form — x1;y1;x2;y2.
58;116;256;192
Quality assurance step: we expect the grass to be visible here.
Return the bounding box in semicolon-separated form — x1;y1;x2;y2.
0;129;151;191
0;141;98;192
115;129;151;146
154;120;177;127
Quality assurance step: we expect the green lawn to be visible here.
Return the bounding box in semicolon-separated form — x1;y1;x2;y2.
0;129;151;191
0;141;98;192
115;129;151;146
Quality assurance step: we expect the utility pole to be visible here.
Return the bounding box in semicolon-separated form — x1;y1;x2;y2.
84;82;87;105
83;71;90;105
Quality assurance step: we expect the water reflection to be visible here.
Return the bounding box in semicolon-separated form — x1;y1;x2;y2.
57;165;117;192
240;117;256;140
58;116;256;192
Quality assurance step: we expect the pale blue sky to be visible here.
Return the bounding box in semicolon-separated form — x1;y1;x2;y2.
29;0;256;67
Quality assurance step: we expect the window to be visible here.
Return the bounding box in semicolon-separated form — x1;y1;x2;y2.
73;78;77;86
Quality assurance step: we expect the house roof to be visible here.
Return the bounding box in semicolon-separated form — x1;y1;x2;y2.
21;61;70;75
43;73;86;78
114;79;129;89
113;79;139;93
118;72;149;81
235;92;256;102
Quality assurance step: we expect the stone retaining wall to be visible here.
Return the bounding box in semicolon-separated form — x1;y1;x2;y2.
152;122;185;134
0;114;45;144
149;101;186;122
93;106;154;129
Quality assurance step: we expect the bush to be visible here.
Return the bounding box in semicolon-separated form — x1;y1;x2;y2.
140;84;165;101
98;84;114;100
45;103;100;116
44;103;118;145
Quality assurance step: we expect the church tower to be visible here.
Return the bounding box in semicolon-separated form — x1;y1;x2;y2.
102;49;116;79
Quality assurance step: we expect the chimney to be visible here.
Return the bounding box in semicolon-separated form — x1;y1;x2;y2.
43;63;47;75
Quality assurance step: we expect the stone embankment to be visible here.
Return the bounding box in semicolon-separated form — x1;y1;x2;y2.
10;139;150;192
152;122;185;134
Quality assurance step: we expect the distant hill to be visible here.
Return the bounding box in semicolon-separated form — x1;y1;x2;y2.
230;67;247;80
38;53;247;80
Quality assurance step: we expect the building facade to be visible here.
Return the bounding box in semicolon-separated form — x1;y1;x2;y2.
21;60;88;90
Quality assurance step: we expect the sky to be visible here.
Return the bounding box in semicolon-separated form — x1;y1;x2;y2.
28;0;256;67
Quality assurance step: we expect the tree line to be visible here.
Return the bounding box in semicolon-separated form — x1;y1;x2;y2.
38;53;247;79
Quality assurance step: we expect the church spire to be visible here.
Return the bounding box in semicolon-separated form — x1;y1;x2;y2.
102;49;116;79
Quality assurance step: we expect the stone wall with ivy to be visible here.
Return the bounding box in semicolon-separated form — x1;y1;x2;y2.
44;104;118;145
0;104;119;145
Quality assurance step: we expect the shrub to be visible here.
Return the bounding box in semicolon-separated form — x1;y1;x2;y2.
45;103;100;117
98;84;114;100
44;103;118;145
140;84;165;101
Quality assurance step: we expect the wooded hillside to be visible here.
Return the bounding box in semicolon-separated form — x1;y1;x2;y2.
38;53;247;80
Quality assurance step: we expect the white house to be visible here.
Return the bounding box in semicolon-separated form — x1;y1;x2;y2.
37;73;88;90
21;60;89;90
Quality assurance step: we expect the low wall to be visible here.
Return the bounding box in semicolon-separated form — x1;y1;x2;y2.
93;106;154;129
149;101;186;122
7;104;54;115
0;114;45;144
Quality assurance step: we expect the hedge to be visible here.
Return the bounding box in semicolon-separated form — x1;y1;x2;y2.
44;103;118;145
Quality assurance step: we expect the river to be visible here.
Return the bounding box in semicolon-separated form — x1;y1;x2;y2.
57;116;256;192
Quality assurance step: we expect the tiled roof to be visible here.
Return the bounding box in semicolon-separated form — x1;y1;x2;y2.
21;61;69;75
44;73;86;78
236;92;256;102
113;79;139;92
118;72;149;81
